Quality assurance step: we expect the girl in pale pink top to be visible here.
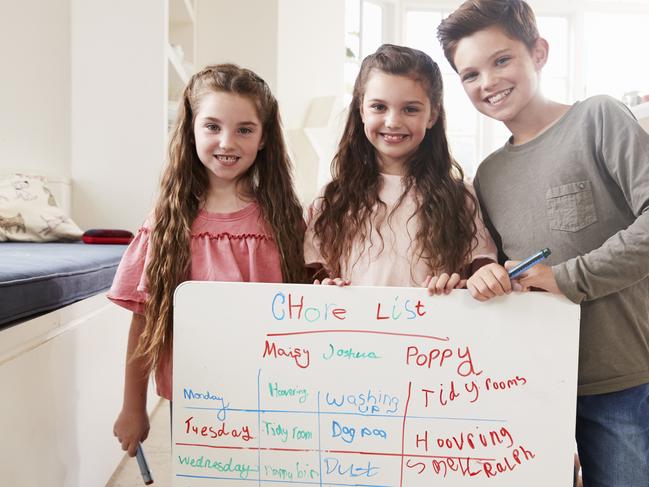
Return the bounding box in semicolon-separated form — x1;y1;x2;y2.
305;44;496;289
109;64;307;457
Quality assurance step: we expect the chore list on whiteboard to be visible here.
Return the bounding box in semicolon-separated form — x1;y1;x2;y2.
172;281;580;486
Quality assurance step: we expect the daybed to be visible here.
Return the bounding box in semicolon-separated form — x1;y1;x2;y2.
0;175;154;487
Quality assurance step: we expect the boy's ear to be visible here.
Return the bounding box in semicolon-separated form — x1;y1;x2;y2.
532;37;549;70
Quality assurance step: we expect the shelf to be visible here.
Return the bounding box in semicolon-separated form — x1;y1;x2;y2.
167;43;191;84
170;0;195;25
167;0;196;129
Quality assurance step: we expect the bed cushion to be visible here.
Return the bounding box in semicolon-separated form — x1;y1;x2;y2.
0;242;126;327
0;173;83;242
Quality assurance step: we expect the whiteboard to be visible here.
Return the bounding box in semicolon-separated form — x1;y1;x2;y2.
172;282;580;486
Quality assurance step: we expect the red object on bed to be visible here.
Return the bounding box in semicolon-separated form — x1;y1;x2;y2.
82;229;134;245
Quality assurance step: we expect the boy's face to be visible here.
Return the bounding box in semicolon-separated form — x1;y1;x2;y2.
452;26;547;126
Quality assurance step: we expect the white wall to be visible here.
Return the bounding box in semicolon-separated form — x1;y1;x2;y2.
277;0;345;129
1;0;345;228
70;0;166;232
196;0;279;91
0;0;70;177
195;0;345;202
277;0;345;202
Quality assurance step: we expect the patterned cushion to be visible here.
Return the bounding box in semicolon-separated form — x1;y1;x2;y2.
0;173;83;242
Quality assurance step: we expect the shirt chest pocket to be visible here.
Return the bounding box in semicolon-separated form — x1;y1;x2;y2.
546;181;597;232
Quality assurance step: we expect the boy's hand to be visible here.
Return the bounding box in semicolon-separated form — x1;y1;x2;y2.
314;277;351;286
467;262;517;301
423;273;466;295
509;262;563;295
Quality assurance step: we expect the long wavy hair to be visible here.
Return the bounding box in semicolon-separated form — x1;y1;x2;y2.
136;64;307;371
313;44;477;279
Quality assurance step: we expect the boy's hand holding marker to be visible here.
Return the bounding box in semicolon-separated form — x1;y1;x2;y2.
467;248;560;301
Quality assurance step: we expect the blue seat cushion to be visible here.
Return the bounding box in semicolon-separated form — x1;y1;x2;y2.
0;242;126;328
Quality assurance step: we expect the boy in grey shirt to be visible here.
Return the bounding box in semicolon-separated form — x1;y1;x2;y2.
438;1;649;486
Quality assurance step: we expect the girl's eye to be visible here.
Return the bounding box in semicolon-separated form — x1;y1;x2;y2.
404;106;420;114
370;103;386;111
206;123;220;131
238;127;253;135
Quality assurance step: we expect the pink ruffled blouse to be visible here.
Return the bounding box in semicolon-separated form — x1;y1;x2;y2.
107;202;282;399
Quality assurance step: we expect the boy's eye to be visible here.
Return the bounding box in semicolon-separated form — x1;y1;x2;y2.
495;56;511;66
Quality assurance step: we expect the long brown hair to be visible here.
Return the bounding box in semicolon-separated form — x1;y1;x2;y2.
137;64;307;371
313;44;477;279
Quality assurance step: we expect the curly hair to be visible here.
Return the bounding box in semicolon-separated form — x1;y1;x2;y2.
136;64;307;372
313;44;477;280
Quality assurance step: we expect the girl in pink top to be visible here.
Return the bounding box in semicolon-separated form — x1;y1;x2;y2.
109;64;307;457
305;44;496;289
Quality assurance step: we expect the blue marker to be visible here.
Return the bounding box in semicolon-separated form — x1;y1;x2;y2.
508;248;551;279
135;443;154;485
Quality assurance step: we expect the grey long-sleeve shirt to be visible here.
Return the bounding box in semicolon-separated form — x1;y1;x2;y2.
474;95;649;395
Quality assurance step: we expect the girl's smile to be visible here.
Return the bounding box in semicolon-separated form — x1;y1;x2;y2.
213;154;240;165
193;92;263;189
360;70;436;175
380;132;410;143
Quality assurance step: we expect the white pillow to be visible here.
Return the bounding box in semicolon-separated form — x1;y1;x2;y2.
0;173;83;242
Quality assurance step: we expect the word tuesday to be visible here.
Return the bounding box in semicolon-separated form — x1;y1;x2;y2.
270;292;427;322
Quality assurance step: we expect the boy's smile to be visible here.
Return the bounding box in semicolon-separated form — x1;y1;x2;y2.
486;87;513;105
453;26;547;132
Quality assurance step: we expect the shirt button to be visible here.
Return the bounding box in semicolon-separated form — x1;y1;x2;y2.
578;183;586;189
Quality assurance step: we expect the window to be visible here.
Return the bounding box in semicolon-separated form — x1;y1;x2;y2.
345;0;387;98
583;11;649;98
347;0;649;175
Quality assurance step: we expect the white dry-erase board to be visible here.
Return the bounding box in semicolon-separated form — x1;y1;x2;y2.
172;282;580;486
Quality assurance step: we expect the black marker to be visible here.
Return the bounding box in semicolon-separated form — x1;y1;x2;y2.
136;443;154;485
508;248;551;279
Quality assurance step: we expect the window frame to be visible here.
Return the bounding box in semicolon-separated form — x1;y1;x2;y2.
348;0;649;173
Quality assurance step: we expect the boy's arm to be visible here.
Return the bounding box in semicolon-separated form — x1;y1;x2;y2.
474;177;509;266
466;178;514;300
552;100;649;304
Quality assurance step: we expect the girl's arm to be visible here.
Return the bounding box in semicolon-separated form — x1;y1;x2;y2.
113;313;151;457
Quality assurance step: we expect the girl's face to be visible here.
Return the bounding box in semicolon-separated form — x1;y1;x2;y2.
193;92;264;190
360;70;437;175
